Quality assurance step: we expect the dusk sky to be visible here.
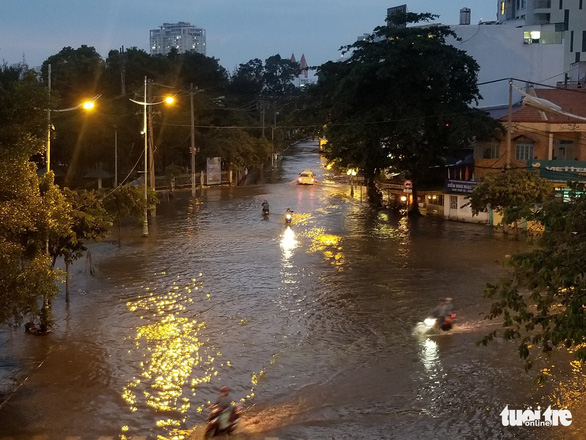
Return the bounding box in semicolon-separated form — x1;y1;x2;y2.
1;1;497;73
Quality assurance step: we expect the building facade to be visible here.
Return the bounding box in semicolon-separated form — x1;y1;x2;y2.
496;0;586;81
150;22;206;56
441;86;586;225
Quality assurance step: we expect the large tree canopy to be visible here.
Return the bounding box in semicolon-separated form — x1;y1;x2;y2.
479;183;586;378
468;170;553;229
303;12;498;207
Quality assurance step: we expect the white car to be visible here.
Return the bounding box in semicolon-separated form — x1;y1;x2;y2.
297;170;316;185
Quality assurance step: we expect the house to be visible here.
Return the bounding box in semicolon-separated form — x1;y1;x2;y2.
443;85;586;225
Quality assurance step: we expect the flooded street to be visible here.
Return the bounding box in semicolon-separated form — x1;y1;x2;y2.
1;140;585;439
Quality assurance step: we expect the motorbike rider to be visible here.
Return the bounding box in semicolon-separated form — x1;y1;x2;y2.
214;386;234;428
432;297;454;326
262;199;270;213
285;208;293;223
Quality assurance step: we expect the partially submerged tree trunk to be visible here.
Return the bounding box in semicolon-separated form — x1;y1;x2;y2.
65;260;71;303
408;187;422;217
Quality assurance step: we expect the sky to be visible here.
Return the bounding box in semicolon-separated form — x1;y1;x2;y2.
1;1;497;73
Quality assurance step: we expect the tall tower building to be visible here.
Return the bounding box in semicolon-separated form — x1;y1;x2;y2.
150;22;206;56
496;0;586;78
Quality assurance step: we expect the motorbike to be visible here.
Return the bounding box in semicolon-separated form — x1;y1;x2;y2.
204;404;242;438
423;313;457;332
285;210;293;225
262;207;270;216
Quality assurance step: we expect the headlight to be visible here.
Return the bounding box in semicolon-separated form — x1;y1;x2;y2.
424;318;436;327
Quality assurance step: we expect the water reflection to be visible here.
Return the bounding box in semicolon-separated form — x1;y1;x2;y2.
419;337;442;377
306;227;345;269
280;225;298;261
122;276;217;437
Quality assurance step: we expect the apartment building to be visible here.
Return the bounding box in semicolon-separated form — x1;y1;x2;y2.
497;0;586;79
150;22;206;57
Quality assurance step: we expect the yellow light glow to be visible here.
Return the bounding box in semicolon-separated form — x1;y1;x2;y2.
82;101;95;110
165;96;175;105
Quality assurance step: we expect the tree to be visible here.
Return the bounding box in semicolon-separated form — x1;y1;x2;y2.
468;170;553;233
57;188;111;302
302;12;498;208
479;183;586;378
0;64;57;328
101;184;154;243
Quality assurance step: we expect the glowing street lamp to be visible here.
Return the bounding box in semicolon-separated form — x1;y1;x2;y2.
45;63;100;173
129;76;175;237
347;168;357;197
47;98;99;173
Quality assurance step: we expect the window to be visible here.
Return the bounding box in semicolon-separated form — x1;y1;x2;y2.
582;31;586;52
571;30;575;52
559;0;563;9
475;142;500;159
450;196;458;210
524;30;540;44
541;31;563;44
516;139;534;161
554;140;575;160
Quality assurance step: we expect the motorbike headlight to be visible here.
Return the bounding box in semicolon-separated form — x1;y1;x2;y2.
424;317;436;327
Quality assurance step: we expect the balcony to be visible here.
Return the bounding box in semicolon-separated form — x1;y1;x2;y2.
534;0;551;9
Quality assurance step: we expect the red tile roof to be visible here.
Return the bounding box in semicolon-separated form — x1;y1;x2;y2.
503;87;586;123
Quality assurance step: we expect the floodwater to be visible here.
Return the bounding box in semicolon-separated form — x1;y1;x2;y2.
1;140;586;440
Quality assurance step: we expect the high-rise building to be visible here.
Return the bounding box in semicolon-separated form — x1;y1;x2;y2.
150;22;206;56
496;0;586;77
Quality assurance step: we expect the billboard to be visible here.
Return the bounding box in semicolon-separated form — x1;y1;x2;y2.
206;157;222;185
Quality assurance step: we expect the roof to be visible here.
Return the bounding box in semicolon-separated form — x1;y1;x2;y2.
502;87;586;123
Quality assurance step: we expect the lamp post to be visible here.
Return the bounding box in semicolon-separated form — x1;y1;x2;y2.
347;168;357;197
45;63;99;173
129;76;174;237
190;83;196;197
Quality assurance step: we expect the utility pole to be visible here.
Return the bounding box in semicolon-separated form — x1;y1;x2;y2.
114;125;118;187
260;100;265;138
191;83;196;197
46;64;51;172
506;78;512;170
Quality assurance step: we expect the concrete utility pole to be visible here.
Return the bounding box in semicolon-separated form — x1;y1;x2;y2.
506;78;512;170
47;64;51;172
191;83;196;197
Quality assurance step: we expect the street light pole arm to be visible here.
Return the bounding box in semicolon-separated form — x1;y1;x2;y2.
52;94;101;112
129;97;173;106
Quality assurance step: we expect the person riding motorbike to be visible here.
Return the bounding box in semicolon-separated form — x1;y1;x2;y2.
262;199;270;214
216;386;233;412
432;297;455;330
205;386;241;437
285;208;293;224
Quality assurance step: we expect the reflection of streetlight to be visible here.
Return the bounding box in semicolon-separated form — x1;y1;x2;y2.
129;76;175;237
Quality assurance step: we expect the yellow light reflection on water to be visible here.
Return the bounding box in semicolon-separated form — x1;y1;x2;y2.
305;227;345;269
539;342;586;411
122;276;220;438
280;226;298;260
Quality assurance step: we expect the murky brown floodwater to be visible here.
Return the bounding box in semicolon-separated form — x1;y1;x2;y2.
1;140;586;440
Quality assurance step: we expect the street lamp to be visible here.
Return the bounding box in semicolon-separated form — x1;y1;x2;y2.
45;63;99;173
129;76;175;237
347;168;357;197
46;98;99;173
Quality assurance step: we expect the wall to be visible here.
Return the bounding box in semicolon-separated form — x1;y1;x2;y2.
448;23;564;108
